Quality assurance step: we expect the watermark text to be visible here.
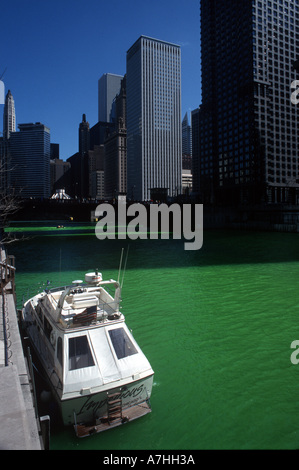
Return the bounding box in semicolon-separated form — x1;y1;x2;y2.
291;80;299;105
95;197;203;251
290;340;299;364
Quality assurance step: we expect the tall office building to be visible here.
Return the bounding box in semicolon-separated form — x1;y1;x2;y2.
126;36;182;201
98;73;123;123
182;112;192;156
193;0;299;205
0;137;5;193
3;90;16;140
104;75;127;199
9;122;50;198
1;90;16;192
79;114;90;156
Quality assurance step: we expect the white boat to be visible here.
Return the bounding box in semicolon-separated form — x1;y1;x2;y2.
22;269;154;438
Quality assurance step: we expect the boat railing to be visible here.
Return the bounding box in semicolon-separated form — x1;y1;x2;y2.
47;285;71;294
50;293;121;327
47;286;120;310
97;297;120;317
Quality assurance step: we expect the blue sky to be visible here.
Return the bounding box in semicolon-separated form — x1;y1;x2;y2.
1;0;201;159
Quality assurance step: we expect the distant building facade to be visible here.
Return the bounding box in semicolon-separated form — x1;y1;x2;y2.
182;111;192;194
3;90;16;140
9;122;50;198
104;123;126;199
193;0;299;205
50;143;60;159
1;90;16;192
89;121;115;150
182;169;192;195
0;138;5;193
182;112;192;156
104;75;127;199
98;73;123;123
88;145;105;199
50;158;71;195
126;36;182;201
79;114;90;156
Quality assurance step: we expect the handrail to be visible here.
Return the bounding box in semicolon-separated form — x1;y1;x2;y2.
0;255;16;296
0;262;16;270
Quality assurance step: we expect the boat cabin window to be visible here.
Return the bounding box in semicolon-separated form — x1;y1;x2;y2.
68;336;95;371
44;317;53;342
57;337;63;366
36;304;43;325
108;328;138;360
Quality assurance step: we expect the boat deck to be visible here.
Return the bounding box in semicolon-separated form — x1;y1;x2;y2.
74;401;152;438
42;287;121;328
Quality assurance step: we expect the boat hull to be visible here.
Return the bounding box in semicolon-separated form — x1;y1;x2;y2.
26;328;154;435
21;274;154;437
22;305;154;435
61;375;154;436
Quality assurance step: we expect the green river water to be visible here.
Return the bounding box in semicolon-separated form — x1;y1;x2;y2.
9;226;299;450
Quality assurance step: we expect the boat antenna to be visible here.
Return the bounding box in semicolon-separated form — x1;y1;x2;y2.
0;67;7;81
121;245;129;289
117;248;124;284
59;247;62;286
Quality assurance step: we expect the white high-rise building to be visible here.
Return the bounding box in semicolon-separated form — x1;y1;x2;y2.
3;90;16;140
126;36;182;201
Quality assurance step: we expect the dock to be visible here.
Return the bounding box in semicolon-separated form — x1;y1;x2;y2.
0;246;43;450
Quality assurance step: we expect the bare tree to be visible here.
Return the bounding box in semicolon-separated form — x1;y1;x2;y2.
0;160;22;244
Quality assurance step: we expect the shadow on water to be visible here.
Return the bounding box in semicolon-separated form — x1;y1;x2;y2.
10;228;299;274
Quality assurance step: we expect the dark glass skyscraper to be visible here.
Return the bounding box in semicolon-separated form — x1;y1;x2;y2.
10;123;50;198
193;0;299;205
79;114;90;156
98;73;123;123
182;112;192;156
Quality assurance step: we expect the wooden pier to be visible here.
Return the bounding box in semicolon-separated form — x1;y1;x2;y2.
0;246;43;450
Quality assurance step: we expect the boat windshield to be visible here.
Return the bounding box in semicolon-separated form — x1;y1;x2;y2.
68;335;95;370
108;328;138;360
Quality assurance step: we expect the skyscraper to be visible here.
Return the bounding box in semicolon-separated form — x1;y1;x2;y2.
3;90;16;140
79;114;90;156
182;112;192;157
193;0;299;205
104;75;127;199
9;122;50;198
126;36;182;201
98;73;123;123
1;90;16;192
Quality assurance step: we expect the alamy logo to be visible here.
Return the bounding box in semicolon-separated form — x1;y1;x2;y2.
290;340;299;364
291;80;299;105
95;196;203;251
0;80;4;105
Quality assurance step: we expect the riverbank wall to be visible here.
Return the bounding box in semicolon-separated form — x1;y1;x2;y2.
9;198;299;234
0;246;43;450
203;204;299;232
